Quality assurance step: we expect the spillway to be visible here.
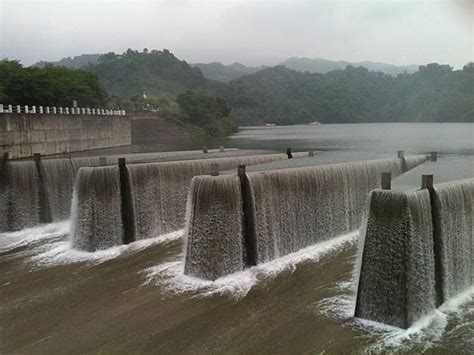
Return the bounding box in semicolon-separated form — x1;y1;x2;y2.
354;189;436;328
0;161;40;231
184;175;244;280
184;155;427;280
70;166;123;251
355;178;473;328
0;149;279;232
71;153;295;251
431;179;473;303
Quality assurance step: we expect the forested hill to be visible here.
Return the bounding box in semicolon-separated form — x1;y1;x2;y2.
5;49;474;128
281;57;419;76
191;62;266;82
34;54;101;69
89;49;215;97
214;63;474;125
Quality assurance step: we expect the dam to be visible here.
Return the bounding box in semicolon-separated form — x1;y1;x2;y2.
70;152;306;251
0;149;291;232
184;155;426;280
355;177;473;328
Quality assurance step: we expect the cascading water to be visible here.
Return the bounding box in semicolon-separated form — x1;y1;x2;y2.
183;175;243;280
0;161;40;231
128;154;293;241
354;189;436;329
71;153;293;251
42;158;77;221
247;158;406;263
432;178;473;302
70;166;123;251
0;157;101;232
183;156;426;280
403;155;427;171
1;150;282;233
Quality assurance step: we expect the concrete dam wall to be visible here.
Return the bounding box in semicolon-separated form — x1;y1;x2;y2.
184;155;426;280
0;149;278;232
355;178;473;329
0;112;131;159
70;153;297;251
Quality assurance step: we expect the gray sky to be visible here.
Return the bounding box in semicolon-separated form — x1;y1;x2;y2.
0;0;472;68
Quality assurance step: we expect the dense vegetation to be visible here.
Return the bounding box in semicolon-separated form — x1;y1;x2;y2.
215;63;474;125
3;49;473;137
35;54;101;69
191;62;266;82
0;60;107;106
89;49;211;98
281;57;419;76
175;91;236;136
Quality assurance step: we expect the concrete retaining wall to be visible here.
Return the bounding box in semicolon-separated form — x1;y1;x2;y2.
0;113;131;159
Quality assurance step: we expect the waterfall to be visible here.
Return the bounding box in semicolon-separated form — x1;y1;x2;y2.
0;150;284;233
354;189;436;329
355;178;473;328
183;156;425;280
0;157;100;232
128;154;292;241
70;166;123;251
0;161;40;231
432;178;473;302
183;175;244;280
403;155;427;171
42;158;76;221
71;153;292;251
247;158;405;263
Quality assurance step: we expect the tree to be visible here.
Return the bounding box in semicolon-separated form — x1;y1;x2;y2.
176;90;235;136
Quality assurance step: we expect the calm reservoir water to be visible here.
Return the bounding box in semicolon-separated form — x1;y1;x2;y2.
1;123;473;353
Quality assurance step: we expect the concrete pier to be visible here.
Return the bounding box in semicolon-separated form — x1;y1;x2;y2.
381;172;391;189
210;163;219;176
356;177;474;328
118;158;136;245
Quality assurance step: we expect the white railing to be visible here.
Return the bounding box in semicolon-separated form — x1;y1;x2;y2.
0;104;126;116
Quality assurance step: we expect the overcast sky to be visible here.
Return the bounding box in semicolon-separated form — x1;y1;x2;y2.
0;0;472;68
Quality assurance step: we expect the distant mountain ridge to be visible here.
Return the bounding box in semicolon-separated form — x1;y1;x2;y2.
25;49;473;127
33;54;419;81
281;57;419;76
191;62;267;82
34;54;101;69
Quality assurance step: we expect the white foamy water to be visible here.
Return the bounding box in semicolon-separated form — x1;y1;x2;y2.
0;220;183;266
316;272;474;352
144;230;359;299
0;221;70;252
32;229;183;266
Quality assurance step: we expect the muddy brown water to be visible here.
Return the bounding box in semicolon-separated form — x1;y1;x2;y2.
1;228;472;354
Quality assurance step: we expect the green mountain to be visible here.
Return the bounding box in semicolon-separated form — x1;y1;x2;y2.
281;57;419;76
24;49;474;128
34;54;101;69
215;63;474;125
191;62;266;82
89;49;214;98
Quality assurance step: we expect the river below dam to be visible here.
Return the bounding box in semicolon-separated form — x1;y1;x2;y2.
1;123;473;353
